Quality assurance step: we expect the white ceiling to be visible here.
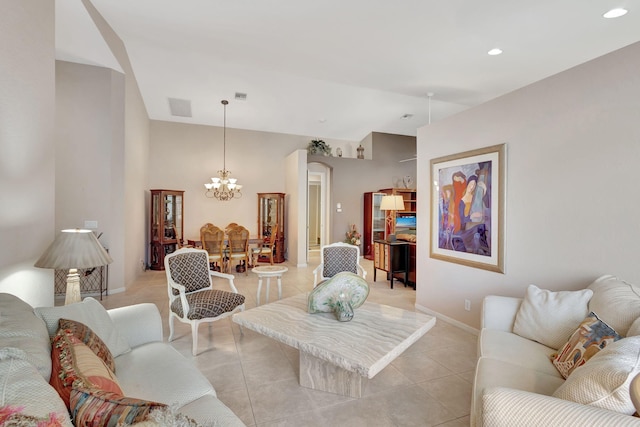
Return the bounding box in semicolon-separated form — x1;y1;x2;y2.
55;1;640;142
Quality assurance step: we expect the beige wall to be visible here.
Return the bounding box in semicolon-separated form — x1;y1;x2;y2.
0;0;56;307
148;122;415;265
82;0;150;292
417;41;640;330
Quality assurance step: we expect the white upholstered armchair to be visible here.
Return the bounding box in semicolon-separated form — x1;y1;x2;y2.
312;242;367;287
165;248;245;355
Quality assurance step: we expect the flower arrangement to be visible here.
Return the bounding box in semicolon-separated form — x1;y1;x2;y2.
345;224;361;246
307;139;332;156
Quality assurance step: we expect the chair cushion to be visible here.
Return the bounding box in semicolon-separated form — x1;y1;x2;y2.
171;290;245;319
323;247;358;277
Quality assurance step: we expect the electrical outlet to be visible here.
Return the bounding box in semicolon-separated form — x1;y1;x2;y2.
464;299;471;311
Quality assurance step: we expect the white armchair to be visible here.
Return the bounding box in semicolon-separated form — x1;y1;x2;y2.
312;242;367;287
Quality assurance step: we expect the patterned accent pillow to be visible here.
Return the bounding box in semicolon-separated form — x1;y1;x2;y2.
551;312;623;378
50;328;122;409
167;252;211;294
70;387;166;427
323;247;358;278
170;289;245;319
553;336;640;415
59;318;116;373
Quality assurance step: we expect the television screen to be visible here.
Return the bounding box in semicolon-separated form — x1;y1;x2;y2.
395;216;416;227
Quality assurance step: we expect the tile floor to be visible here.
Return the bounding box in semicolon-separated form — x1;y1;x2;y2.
99;252;477;427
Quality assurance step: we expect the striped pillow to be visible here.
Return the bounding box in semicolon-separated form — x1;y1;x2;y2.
59;318;116;373
70;387;166;427
49;328;122;408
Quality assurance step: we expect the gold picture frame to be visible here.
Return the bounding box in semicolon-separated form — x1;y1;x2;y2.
430;143;506;273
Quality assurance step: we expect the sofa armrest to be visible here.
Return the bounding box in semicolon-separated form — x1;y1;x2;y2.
482;387;640;427
481;296;522;332
108;303;163;349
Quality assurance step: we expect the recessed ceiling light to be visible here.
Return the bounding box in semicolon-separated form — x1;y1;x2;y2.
603;8;628;18
400;114;413;120
488;48;503;56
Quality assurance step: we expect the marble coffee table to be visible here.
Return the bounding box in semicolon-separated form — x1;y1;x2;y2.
232;293;436;397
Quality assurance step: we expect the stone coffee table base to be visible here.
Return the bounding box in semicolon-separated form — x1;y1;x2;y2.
232;293;436;397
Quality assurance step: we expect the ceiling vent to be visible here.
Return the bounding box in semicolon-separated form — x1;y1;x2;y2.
235;92;247;101
400;113;413;120
168;98;192;117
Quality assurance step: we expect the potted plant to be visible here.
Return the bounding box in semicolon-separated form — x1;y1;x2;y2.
307;139;332;156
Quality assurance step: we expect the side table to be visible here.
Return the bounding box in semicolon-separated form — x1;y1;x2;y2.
252;265;288;305
373;240;409;289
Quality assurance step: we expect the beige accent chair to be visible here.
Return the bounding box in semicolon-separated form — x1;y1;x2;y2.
227;226;250;275
200;223;226;272
252;223;278;266
164;248;245;356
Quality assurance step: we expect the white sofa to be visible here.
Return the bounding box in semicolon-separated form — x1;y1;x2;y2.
0;293;245;426
472;275;640;427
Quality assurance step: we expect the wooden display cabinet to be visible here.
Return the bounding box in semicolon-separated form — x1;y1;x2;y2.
149;189;184;270
257;192;286;263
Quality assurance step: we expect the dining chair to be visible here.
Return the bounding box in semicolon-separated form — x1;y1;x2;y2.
252;223;278;266
165;248;245;355
312;242;367;287
226;226;250;275
200;223;226;272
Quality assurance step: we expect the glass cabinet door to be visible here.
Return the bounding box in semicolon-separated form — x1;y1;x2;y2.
257;193;285;262
149;189;184;270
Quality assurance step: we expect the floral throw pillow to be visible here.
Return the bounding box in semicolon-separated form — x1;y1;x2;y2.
551;311;623;378
59;318;116;373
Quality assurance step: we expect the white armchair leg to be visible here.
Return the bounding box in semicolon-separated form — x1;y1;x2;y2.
168;314;175;342
191;323;199;356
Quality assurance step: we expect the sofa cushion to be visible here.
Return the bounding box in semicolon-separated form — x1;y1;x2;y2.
50;327;122;408
473;357;565;425
70;386;166;427
0;347;72;426
513;284;593;350
115;342;215;408
588;275;640;336
553;336;640;415
0;293;52;380
35;297;131;358
59;318;116;373
551;312;622;379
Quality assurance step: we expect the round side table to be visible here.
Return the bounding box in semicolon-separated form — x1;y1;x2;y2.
252;265;288;305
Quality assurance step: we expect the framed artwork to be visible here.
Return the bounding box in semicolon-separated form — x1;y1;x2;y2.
430;143;506;273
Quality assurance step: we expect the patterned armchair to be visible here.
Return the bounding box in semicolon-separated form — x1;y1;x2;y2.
312;242;367;287
164;248;245;355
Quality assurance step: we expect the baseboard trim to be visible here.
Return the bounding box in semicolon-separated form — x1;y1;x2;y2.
107;286;125;295
415;303;479;336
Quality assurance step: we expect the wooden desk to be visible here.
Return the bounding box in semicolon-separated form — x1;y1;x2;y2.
373;240;409;289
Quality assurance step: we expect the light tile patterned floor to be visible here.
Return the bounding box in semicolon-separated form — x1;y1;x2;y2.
99;252;476;426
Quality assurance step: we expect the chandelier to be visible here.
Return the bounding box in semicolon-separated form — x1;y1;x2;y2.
204;100;242;200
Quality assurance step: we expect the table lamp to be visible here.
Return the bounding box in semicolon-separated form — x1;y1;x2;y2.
35;229;113;305
379;195;405;242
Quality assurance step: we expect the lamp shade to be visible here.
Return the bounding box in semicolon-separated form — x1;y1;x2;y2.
379;195;405;211
35;229;113;270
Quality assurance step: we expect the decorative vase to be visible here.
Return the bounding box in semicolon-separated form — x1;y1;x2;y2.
357;144;365;159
